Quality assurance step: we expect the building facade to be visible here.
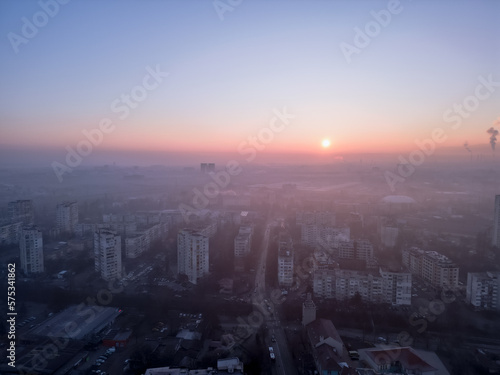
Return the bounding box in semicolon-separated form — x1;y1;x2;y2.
94;229;122;281
9;200;35;225
177;229;209;285
466;271;500;311
20;226;44;274
234;226;253;272
493;195;500;247
278;232;294;287
402;247;459;289
337;239;374;261
313;267;412;305
56;201;79;233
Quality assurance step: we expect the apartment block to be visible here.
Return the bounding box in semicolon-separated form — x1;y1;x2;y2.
301;224;350;248
94;229;122;281
125;222;168;258
337;239;374;261
9;200;35;225
278;232;294;287
20;226;44;274
466;271;500;311
0;221;23;245
402;247;459;288
56;201;78;233
177;229;209;285
313;267;412;305
234;226;253;258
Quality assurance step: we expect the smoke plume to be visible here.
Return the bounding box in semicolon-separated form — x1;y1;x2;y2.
487;127;499;150
463;141;471;153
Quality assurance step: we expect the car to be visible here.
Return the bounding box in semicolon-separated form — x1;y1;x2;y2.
270;352;276;361
271;335;276;342
269;347;274;352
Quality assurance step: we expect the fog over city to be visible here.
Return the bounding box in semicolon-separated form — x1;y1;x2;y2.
1;1;499;375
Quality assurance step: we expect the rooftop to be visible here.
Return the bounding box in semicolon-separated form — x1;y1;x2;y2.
28;306;121;340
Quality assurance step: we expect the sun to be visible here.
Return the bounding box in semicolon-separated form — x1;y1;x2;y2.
321;139;331;148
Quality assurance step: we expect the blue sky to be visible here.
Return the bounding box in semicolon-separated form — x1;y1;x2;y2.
0;0;499;163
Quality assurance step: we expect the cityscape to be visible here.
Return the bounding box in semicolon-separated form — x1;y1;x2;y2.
1;1;500;375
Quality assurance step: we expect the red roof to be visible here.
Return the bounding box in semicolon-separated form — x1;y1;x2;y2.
365;347;437;372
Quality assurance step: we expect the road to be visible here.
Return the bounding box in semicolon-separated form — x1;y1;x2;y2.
252;219;298;375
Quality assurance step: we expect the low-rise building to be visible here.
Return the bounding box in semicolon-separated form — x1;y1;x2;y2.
313;267;412;305
358;347;442;375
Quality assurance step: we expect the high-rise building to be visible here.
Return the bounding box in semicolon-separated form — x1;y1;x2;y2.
302;293;317;326
56;201;79;233
234;226;252;258
234;226;253;272
177;229;209;285
379;267;412;305
20;226;44;274
9;200;35;225
402;248;459;289
380;225;399;248
466;271;500;311
493;195;500;247
94;229;122;281
278;232;294;287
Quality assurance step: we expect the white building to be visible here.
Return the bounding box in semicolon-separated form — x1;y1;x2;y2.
56;201;78;233
381;225;399;248
125;222;168;258
466;271;500;311
278;232;294;287
379;267;412;305
301;224;350;249
313;267;412;305
234;226;253;258
493;195;500;247
94;229;122;281
337;239;373;261
125;235;147;258
403;247;459;289
177;229;209;285
20;226;44;274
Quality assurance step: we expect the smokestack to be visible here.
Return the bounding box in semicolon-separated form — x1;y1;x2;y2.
463;141;472;153
487;127;499;150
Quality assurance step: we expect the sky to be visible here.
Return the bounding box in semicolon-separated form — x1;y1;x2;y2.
0;0;499;167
